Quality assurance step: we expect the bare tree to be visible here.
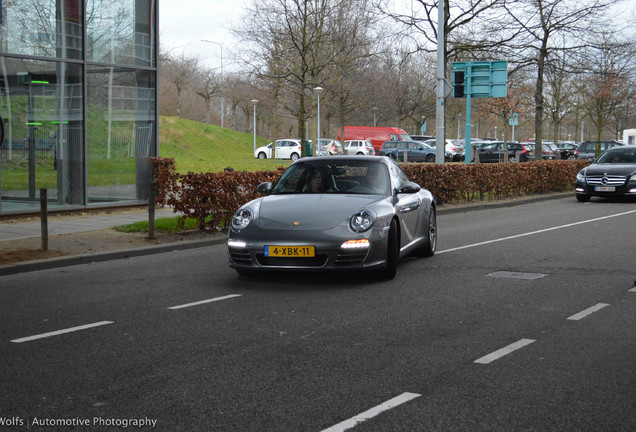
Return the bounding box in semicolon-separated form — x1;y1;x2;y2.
575;32;636;155
194;67;222;124
501;0;621;156
163;54;199;118
235;0;349;154
544;51;577;148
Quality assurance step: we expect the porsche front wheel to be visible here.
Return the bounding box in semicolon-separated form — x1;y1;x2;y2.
379;219;398;280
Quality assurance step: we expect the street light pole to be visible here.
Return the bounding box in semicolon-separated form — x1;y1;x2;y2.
372;107;379;127
201;39;224;128
458;113;461;139
251;99;259;154
314;87;323;157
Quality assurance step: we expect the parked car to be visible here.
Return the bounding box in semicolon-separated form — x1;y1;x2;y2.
317;138;344;155
542;142;558;160
310;142;331;157
227;156;437;279
475;141;534;163
344;140;375;155
575;140;626;160
379;140;437;162
555;142;579;160
337;126;411;155
254;139;303;161
575;145;636;202
423;139;465;162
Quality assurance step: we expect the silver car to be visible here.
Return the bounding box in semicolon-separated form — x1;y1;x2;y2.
227;156;437;279
344;140;375;155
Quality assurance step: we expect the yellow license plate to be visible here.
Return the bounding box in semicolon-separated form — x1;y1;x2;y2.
264;245;315;257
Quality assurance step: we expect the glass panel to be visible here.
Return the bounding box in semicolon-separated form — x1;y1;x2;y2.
0;0;83;60
86;66;155;204
86;0;155;67
0;58;83;212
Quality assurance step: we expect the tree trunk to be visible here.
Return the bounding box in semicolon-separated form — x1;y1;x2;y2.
298;81;307;156
176;88;182;118
534;49;545;161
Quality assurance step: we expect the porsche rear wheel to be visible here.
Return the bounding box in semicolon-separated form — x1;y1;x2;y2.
380;219;398;280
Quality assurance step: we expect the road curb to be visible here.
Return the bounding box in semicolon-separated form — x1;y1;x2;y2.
437;191;572;215
0;238;226;276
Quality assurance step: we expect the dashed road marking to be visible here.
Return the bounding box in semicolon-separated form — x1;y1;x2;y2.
11;321;114;343
167;294;242;310
474;339;536;364
321;392;421;432
567;303;609;321
438;209;636;255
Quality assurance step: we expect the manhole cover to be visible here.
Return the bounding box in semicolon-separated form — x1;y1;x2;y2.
486;271;548;280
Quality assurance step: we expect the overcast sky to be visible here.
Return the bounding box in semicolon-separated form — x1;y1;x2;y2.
159;0;635;72
159;0;247;70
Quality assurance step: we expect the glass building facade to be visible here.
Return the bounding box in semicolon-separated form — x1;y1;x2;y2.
0;0;158;214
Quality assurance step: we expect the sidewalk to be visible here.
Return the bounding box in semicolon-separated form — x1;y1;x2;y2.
0;207;226;276
1;208;178;241
0;192;573;276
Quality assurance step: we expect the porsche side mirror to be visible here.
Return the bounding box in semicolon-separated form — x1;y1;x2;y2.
257;182;273;194
396;181;420;194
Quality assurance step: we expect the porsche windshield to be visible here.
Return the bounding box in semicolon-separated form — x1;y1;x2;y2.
271;161;390;195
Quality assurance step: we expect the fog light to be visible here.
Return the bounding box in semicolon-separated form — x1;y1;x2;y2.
341;239;370;249
630;188;636;193
228;240;246;248
576;187;585;192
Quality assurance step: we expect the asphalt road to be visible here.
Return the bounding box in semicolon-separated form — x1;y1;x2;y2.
1;196;635;431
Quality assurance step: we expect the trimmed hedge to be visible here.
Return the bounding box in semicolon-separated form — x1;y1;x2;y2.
150;157;589;230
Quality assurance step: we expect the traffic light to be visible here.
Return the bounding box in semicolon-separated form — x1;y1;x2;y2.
452;70;465;98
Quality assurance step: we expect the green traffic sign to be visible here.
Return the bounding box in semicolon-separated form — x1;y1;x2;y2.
452;61;508;99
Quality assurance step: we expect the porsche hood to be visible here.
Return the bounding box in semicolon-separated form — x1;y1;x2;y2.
257;194;382;230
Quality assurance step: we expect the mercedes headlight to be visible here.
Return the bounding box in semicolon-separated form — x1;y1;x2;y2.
231;208;253;230
576;170;586;182
350;209;375;233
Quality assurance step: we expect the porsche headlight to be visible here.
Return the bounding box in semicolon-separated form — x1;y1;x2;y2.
231;208;253;230
350;209;375;233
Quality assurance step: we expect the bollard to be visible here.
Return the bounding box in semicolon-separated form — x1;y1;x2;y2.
40;188;48;251
148;181;156;239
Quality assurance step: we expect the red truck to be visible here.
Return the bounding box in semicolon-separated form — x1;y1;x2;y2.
337;126;411;153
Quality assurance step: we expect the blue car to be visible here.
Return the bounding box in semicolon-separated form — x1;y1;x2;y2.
379;140;437;163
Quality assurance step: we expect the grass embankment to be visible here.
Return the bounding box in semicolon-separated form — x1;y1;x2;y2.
3;116;289;190
159;116;287;173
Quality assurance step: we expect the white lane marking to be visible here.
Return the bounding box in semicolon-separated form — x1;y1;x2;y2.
567;303;609;321
11;321;114;343
438;209;636;255
321;392;421;432
167;294;242;310
474;339;536;365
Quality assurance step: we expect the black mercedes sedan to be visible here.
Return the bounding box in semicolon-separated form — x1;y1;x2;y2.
575;145;636;202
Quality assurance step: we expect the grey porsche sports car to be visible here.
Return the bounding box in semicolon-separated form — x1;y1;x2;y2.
227;156;437;279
